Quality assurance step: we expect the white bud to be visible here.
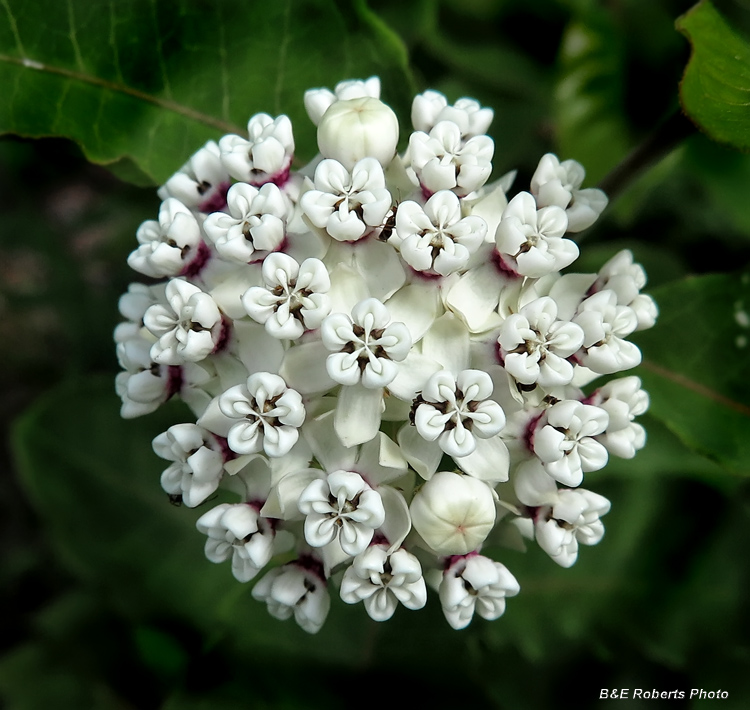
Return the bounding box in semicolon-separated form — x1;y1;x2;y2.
409;471;496;555
317;97;399;170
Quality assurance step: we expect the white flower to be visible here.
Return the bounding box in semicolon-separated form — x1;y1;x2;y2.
157;140;230;213
115;283;164;343
532;400;609;486
203;182;288;264
411;90;493;138
128;198;202;278
298;470;386;557
196;502;276;582
115;337;171;418
534;488;611;567
530;153;608;232
252;558;330;634
321;298;411;389
516;465;611;568
498;297;585;388
300;158;392;242
340;544;427;621
219;372;305;457
393;191;487;276
409;121;494;197
588;376;649;458
439;554;519;630
317;97;399;170
593;250;658;330
219;113;294;184
495;192;578;278
242;253;330;339
263;411;410;553
409;471;496;555
153;423;224;507
573;290;642;374
304;76;381;125
413;370;505;458
143;279;224;365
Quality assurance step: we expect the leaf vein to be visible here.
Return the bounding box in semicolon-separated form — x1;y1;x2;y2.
0;52;242;134
108;0;124;84
642;359;750;417
66;0;85;72
148;0;173;99
0;0;25;56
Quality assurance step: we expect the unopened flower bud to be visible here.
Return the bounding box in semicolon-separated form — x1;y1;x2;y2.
409;471;496;555
317;97;399;170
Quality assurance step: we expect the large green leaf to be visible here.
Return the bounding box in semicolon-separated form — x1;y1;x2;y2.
633;271;750;475
0;0;413;185
677;0;750;151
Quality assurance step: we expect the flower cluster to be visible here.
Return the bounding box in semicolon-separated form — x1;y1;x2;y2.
115;78;656;633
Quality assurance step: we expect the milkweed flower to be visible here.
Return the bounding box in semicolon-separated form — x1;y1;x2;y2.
115;78;655;633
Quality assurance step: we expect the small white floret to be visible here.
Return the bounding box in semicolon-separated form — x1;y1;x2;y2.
340;544;427;621
128;199;202;278
143;279;223;365
298;470;386;557
498;296;584;388
530;153;608;232
409;121;494;197
300;158;392;242
153;423;224;507
532;400;609;486
321;298;411;389
196;502;276;582
252;559;330;634
411;90;493;138
534;488;611;567
495;192;578;278
219;372;305;457
157;140;230;213
203;182;288;264
242;253;330;339
219;113;294;184
394;191;487;276
439;554;519;629
413;369;505;458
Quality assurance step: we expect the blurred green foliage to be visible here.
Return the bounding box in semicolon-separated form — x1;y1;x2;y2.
2;0;750;708
678;0;750;150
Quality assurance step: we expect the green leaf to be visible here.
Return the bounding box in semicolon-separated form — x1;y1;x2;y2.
602;414;732;492
677;0;750;151
633;271;750;475
0;0;413;185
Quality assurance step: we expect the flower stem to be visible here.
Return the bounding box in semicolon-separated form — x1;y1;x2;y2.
597;109;697;201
